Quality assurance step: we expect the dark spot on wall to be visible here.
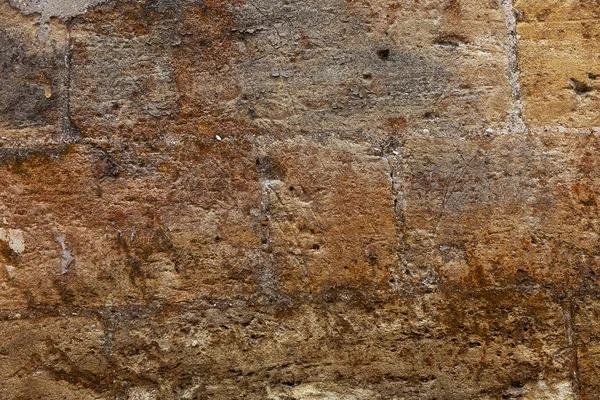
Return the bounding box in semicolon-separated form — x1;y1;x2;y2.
0;241;18;263
93;154;119;179
377;48;390;60
569;78;594;94
0;29;62;128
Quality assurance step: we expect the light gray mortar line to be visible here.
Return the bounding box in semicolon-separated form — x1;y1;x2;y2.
382;153;403;294
528;126;600;135
563;293;582;400
9;0;111;22
500;0;527;134
61;21;78;142
255;138;272;248
252;136;291;302
377;126;600;139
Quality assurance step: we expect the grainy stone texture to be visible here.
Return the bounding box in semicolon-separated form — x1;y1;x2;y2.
0;1;68;139
0;0;599;399
515;0;600;127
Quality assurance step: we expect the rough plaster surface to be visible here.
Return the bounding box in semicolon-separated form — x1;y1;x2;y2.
9;0;108;21
0;0;599;399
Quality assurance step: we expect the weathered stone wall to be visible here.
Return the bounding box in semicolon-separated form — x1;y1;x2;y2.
0;0;599;398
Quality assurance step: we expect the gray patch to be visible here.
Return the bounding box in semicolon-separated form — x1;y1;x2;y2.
0;29;64;129
9;0;110;21
55;232;75;275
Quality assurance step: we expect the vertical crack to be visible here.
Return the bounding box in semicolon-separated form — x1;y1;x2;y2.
251;137;288;305
563;292;582;400
61;20;80;142
500;0;527;133
380;140;405;295
255;141;274;250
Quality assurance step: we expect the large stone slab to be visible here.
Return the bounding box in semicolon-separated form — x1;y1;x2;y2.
262;138;397;298
515;0;600;127
0;137;262;310
0;2;69;144
69;1;180;139
99;291;569;398
0;316;107;399
225;0;513;136
400;132;600;290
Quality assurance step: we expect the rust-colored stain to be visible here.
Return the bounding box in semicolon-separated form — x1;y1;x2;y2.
0;0;598;398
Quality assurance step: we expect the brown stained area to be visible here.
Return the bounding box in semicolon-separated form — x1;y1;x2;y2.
1;0;600;398
0;137;262;309
401;134;600;293
266;139;397;296
175;0;240;95
173;0;266;140
73;2;150;37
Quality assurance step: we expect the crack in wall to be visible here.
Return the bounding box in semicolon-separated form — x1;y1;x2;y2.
378;139;410;296
382;154;403;294
252;137;289;305
500;0;527;133
563;293;582;400
61;21;80;142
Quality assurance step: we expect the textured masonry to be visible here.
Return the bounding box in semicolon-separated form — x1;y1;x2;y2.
0;0;599;399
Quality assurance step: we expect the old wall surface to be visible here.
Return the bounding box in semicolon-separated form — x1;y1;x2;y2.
0;0;599;398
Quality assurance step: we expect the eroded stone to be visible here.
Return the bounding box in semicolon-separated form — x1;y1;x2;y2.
515;0;600;127
263;138;397;297
400;133;600;290
0;2;68;143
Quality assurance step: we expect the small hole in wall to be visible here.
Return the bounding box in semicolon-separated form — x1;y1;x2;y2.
312;243;320;250
377;48;390;60
289;185;295;191
214;236;221;242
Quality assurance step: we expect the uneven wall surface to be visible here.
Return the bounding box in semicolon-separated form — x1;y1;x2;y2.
0;0;599;398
